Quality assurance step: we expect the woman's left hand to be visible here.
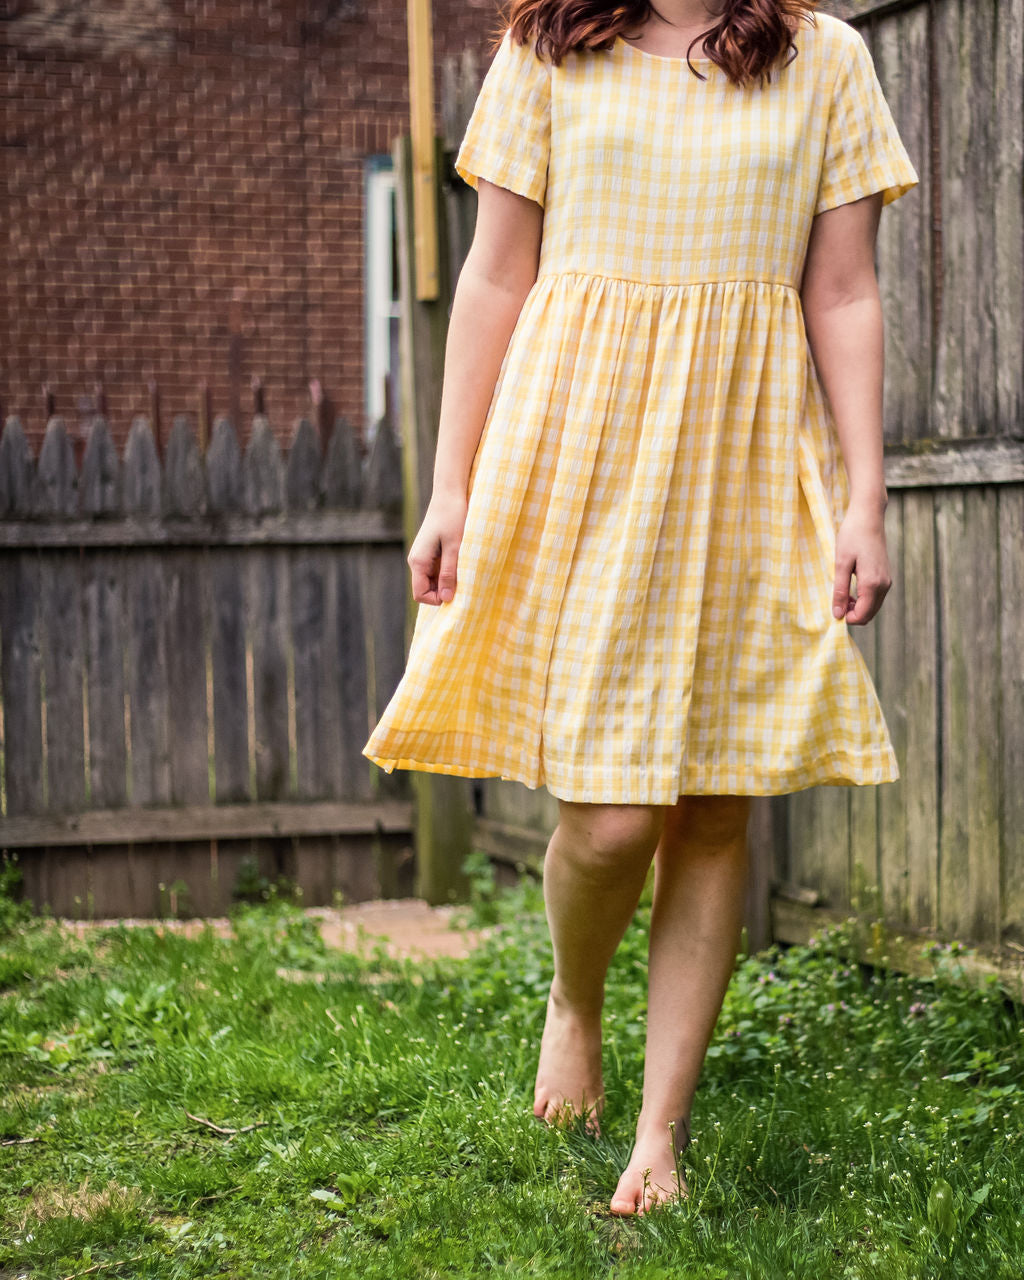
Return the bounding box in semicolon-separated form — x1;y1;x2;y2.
832;502;892;626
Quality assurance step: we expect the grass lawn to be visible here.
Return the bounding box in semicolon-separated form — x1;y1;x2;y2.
1;852;1023;1279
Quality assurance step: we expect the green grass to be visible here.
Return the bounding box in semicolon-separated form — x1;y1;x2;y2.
1;850;1023;1279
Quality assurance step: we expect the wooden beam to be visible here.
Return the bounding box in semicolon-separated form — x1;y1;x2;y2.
0;511;404;550
0;800;413;849
407;0;439;300
883;438;1024;488
771;896;1024;1004
472;816;548;872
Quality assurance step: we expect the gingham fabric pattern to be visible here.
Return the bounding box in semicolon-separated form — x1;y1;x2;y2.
362;13;919;803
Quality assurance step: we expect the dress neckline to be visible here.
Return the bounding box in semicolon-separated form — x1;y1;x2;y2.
615;34;714;65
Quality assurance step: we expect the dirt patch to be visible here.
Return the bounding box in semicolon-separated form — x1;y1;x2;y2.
13;1176;151;1232
59;898;492;962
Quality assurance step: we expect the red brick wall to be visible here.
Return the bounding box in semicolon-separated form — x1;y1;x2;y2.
1;0;501;454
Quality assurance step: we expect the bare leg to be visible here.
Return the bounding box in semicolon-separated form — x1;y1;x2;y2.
610;794;751;1214
533;800;666;1134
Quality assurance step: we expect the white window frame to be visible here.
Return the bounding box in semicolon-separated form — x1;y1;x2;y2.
364;156;400;443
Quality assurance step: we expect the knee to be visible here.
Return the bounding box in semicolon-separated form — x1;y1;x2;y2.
554;801;665;875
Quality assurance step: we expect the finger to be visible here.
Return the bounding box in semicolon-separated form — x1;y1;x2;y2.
437;538;461;603
846;578;889;626
832;555;855;620
408;552;441;606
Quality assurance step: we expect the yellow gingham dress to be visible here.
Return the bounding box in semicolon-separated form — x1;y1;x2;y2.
363;12;919;803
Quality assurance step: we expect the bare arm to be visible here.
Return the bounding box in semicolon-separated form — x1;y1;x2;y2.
800;191;892;626
408;178;544;605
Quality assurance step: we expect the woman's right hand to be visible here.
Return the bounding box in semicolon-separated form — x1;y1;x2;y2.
407;489;468;605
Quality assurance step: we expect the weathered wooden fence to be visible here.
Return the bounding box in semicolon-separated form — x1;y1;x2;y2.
775;0;1024;979
431;0;1024;980
0;410;413;916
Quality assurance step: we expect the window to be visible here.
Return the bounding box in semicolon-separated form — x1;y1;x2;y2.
364;156;400;443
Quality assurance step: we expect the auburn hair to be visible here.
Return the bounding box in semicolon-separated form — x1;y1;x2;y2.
494;0;820;88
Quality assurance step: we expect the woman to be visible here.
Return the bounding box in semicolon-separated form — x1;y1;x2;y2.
364;0;918;1215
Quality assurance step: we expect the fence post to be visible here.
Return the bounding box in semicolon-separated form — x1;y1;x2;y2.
393;131;474;905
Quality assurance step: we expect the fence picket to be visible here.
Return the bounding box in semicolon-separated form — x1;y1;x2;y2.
84;555;128;809
289;428;341;800
123;416;162;517
164;415;206;517
80;418;120;516
40;551;86;813
34;418;77;517
244;414;284;516
207;417;250;802
322;415;361;509
0;554;45;815
286;418;322;512
0;417;34;517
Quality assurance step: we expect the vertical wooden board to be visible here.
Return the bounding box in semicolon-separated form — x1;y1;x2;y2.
291;554;327;800
743;795;775;953
0;554;44;815
998;486;1024;941
83;553;127;809
901;491;939;930
39;846;94;919
486;777;554;835
334;549;374;802
164;416;206;518
361;543;410;801
316;550;344;797
209;549;251;803
932;0;998;436
375;831;417;900
322;417;361;510
819;783;855;910
786;785;850;910
249;547;291;800
286;835;382;909
243;415;284;517
875;494;908;922
79;419;121;516
163;552;212;911
33;419;77;517
126;549;172;806
993;0;1024;432
39;552;86;814
0;417;34;517
123;417;163;518
782;790;817;896
194;840;264;916
164;550;209;804
285;419;324;513
848;610;881;916
874;7;932;443
13;850;48;916
146;840;223;918
84;846;147;918
936;487;1001;945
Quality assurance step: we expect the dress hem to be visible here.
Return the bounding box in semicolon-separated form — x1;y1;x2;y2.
361;746;900;802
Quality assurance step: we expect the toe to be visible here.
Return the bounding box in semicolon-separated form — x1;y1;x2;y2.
609;1196;637;1215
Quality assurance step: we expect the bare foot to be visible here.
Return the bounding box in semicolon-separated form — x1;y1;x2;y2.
532;982;605;1136
609;1117;690;1215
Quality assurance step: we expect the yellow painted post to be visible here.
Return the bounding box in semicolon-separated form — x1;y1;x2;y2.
407;0;439;301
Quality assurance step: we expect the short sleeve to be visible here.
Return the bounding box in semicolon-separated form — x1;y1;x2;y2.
454;28;551;208
814;28;919;215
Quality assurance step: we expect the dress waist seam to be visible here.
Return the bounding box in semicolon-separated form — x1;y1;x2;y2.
536;269;799;291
